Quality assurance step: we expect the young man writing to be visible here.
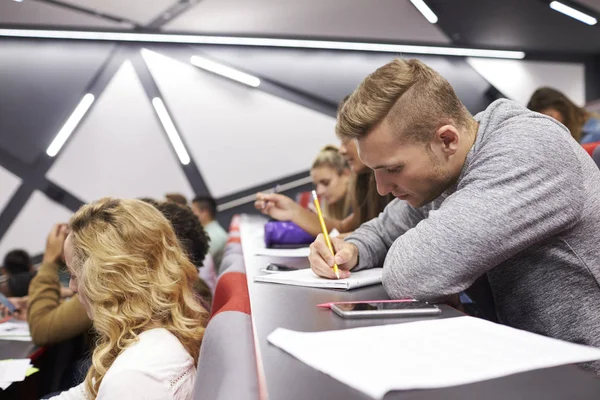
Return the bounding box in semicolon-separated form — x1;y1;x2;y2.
309;59;600;374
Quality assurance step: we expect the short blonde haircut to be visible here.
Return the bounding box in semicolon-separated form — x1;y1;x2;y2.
69;198;208;398
337;59;472;143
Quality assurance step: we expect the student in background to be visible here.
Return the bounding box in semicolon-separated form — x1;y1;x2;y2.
50;198;208;399
1;249;35;298
256;142;392;237
154;201;213;306
309;59;600;374
191;196;227;269
28;202;213;347
255;146;351;235
165;193;188;206
527;87;600;144
310;145;352;219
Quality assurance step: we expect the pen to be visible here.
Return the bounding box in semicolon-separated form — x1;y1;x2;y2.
261;184;280;210
312;190;340;279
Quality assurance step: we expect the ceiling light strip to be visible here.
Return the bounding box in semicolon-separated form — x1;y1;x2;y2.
0;28;526;59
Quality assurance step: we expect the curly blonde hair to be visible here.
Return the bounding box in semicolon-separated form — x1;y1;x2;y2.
68;198;208;398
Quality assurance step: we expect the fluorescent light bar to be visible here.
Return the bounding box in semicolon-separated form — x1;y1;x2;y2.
410;0;438;24
151;97;190;165
46;93;94;157
190;55;260;87
0;29;526;59
550;1;597;25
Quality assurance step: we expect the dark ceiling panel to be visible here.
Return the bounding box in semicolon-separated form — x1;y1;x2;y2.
429;0;600;54
0;39;115;165
196;46;497;115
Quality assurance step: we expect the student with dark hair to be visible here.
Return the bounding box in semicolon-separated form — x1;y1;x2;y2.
1;249;35;298
528;87;600;144
154;201;213;305
165;193;188;206
191;196;227;269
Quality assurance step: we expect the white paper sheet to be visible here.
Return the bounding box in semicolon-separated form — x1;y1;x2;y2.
254;268;382;290
253;247;310;258
0;321;31;341
0;359;31;384
267;316;600;399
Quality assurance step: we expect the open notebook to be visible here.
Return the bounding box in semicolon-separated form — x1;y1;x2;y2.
254;268;383;290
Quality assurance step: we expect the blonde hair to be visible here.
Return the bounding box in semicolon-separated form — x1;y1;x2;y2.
311;145;351;219
337;58;473;143
311;145;348;175
68;198;208;398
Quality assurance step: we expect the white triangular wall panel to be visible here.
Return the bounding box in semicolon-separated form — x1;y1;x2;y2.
0;167;21;214
141;49;337;198
467;58;585;106
0;191;73;258
47;60;194;202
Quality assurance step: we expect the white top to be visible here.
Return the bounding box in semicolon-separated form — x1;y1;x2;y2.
51;328;196;400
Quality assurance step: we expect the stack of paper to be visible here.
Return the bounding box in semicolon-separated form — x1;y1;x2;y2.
0;359;38;390
0;321;32;342
268;316;600;399
254;268;383;290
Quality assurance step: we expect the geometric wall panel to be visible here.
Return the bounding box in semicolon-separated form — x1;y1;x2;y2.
467;58;585;106
197;46;495;114
0;39;115;164
141;49;338;198
60;0;176;25
577;0;600;13
0;191;73;259
0;0;130;29
46;60;194;202
164;0;451;44
0;166;21;214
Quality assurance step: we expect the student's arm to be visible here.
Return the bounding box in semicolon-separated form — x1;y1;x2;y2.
345;199;427;271
27;224;92;346
310;199;426;278
27;262;92;346
96;369;173;399
255;193;356;236
379;123;584;300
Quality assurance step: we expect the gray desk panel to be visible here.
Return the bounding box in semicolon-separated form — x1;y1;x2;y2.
241;216;600;400
250;281;461;400
0;339;36;359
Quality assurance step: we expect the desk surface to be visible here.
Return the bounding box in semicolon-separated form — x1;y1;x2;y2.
240;215;600;400
0;338;37;360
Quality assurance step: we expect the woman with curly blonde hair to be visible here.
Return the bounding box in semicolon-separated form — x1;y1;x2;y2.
51;198;208;400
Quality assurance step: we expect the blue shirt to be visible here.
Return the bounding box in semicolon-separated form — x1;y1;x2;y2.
580;117;600;144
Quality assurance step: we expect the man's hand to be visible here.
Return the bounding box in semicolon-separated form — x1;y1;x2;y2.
309;234;359;279
43;224;68;264
254;193;300;222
